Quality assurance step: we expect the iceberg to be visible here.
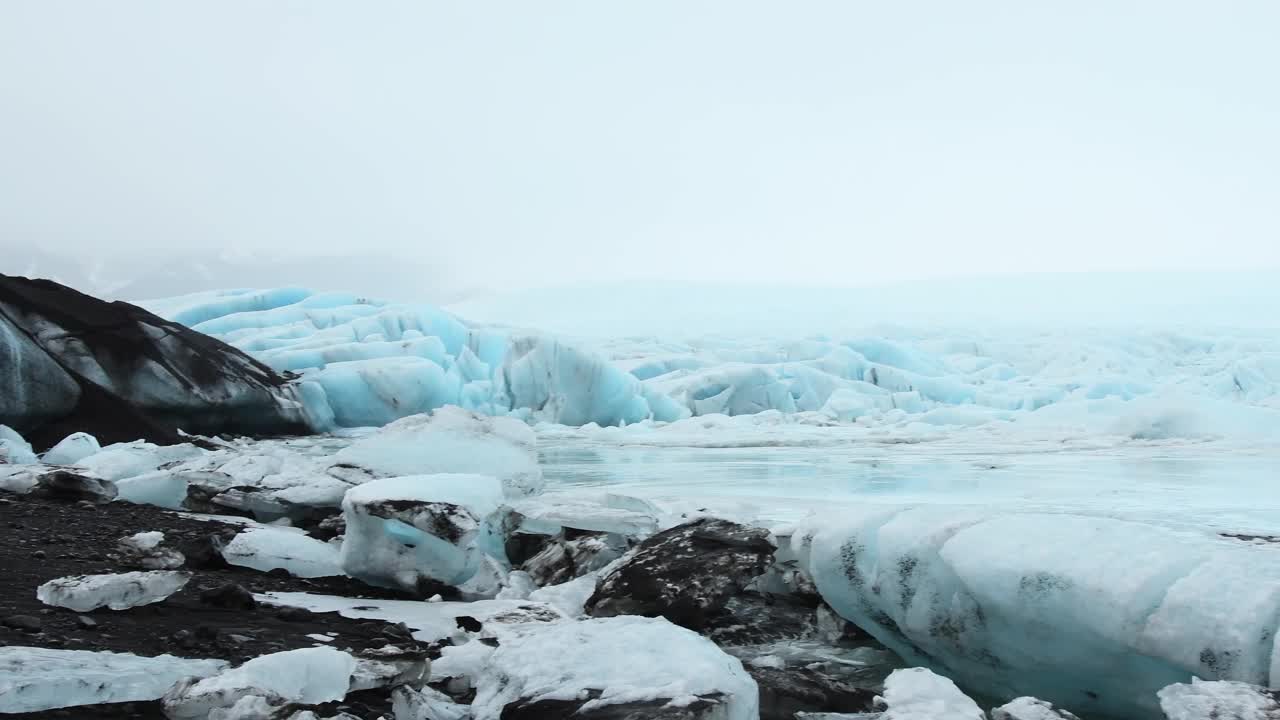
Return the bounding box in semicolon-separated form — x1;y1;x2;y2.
796;505;1280;718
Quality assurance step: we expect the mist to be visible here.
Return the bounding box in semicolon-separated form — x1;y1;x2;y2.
3;2;1279;308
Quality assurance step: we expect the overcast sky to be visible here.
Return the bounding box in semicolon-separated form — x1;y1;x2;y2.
2;2;1278;293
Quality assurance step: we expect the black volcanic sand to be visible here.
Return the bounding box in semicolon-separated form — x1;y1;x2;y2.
0;491;425;719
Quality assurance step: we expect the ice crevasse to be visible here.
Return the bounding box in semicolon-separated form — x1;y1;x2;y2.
790;505;1280;719
143;288;688;430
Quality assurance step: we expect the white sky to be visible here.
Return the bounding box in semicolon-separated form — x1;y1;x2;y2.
2;2;1278;292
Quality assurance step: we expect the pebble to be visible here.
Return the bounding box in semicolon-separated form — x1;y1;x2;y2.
199;582;258;610
77;615;99;629
31;549;45;559
2;614;43;632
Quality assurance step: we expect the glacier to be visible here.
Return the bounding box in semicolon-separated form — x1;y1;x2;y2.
140;287;1280;446
142;288;690;431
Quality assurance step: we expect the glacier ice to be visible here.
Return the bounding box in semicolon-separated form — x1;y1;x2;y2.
142;287;1280;442
462;616;759;720
221;526;343;578
41;431;101;465
162;646;357;720
144;288;688;431
340;474;506;590
795;505;1280;718
0;646;227;713
334;406;544;497
36;570;191;611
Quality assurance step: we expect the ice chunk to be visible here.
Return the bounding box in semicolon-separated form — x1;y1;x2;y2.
528;574;600;618
334;406;544;497
115;531;185;570
465;616;758;720
0;465;41;493
36;570;191;611
258;591;566;644
495;570;537;601
510;493;659;537
75;440;205;481
0;646;226;713
114;469;190;508
221;526;342;578
392;685;471;720
992;696;1082;720
878;667;985;720
799;506;1280;718
1158;678;1280;720
0;424;37;464
521;533;626;587
41;432;101;465
340;474;505;590
162;647;358;720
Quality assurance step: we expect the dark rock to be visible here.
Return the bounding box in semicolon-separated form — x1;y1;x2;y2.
704;591;819;647
749;665;878;720
2;614;42;632
178;532;233;570
309;512;347;542
586;518;775;630
31;549;45;559
199;582;257;610
455;615;483;633
504;692;732;719
77;615;99;629
0;273;311;449
275;606;313;622
29;470;118;503
505;530;557;567
522;531;626;587
815;602;872;645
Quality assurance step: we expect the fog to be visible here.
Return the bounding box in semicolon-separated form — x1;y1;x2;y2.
2;2;1279;307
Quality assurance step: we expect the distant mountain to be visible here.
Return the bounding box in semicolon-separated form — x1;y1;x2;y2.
0;245;463;304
